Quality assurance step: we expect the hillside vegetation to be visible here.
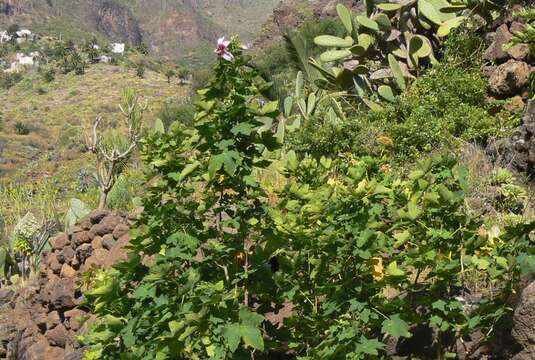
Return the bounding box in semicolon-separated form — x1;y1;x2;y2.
1;0;535;359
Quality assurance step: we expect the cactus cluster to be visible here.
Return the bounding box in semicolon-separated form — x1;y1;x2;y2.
311;1;468;107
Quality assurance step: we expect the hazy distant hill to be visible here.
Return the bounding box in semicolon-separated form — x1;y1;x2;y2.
0;0;279;63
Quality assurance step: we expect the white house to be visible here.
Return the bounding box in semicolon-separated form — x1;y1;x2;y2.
0;31;11;43
4;52;39;72
111;43;125;54
16;29;32;38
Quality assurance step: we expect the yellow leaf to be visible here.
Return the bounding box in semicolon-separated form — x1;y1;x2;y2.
371;257;384;281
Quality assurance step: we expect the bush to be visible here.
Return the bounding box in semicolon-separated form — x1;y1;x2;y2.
157;98;195;129
14;121;30;135
0;72;22;90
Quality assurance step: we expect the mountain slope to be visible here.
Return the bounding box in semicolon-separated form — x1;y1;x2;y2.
0;0;278;62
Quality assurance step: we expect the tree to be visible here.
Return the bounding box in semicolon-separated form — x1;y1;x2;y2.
177;66;189;84
164;66;176;83
86;90;146;209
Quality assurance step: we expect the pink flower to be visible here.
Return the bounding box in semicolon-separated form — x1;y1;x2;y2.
214;37;234;61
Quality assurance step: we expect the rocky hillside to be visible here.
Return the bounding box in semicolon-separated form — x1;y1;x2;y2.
0;0;278;62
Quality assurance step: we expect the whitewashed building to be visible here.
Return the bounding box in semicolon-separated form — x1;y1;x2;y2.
111;43;125;54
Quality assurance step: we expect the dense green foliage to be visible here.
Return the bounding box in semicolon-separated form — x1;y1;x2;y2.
289;32;518;160
81;28;535;358
83;39;285;358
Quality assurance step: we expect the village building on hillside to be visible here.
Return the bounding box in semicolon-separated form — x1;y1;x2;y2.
3;51;40;73
111;43;125;54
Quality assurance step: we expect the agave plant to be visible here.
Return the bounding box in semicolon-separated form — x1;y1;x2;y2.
310;1;467;107
0;212;57;281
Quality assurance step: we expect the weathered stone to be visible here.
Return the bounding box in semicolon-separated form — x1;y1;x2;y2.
64;309;87;332
101;234;116;250
76;243;93;264
507;44;531;61
45;323;69;347
67;225;84;236
46;278;77;311
65;348;86;360
25;338;65;360
504;96;525;113
112;223;129;239
488;60;532;96
60;263;77;278
46;311;61;330
72;231;91;246
82;248;110;271
510;21;526;34
49;233;69;251
78;216;92;231
47;253;62;275
0;289;14;306
483;24;512;62
56;246;75;264
513;281;535;353
89;215;122;237
88;209;110;224
104;233;130;267
91;236;103;250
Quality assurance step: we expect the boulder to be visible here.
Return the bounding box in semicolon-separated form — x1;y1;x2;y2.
102;233;116;250
104;233;130;266
513;281;535;353
483;24;512;62
112;223;130;239
82;248;110;271
89;215;122;237
45;323;69;347
76;243;93;264
72;231;91;246
46;278;77;311
91;236;103;250
507;44;531;61
88;209;110;224
25;338;65;360
57;246;76;264
46;311;61;330
60;264;77;278
47;252;62;275
488;60;532;96
49;233;69;251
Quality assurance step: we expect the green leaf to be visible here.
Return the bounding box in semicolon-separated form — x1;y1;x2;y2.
314;35;354;48
168;320;184;336
386;261;405;276
175;161;200;182
223;324;241;352
358;33;375;50
376;3;403;11
388;54;406;91
241;325;264;351
153;118;165;134
239;308;264;327
437;16;466;37
381;314;411;338
337;4;353;34
358;336;385;355
260;101;279;115
320;49;352;62
295;71;304;98
378;85;396;102
418;0;443;25
356;15;379;31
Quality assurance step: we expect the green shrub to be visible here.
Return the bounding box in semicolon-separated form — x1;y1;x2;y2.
83;38;284;359
14;121;30;135
0;72;23;89
106;172;144;211
157;98;195;129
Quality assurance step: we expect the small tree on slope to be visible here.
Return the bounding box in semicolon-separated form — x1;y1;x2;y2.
86;89;146;209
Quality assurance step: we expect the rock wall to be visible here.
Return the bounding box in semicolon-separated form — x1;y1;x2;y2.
0;209;133;360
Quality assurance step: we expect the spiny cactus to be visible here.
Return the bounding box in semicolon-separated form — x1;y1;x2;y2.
311;1;468;108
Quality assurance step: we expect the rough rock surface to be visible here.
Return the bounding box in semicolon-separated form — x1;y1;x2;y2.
512;281;535;359
0;210;133;359
488;60;532;97
487;100;535;175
